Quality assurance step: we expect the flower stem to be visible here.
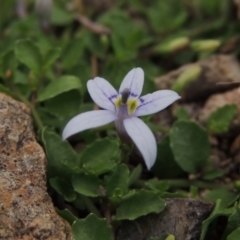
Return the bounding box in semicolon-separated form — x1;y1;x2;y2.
16;91;44;129
133;179;235;190
80;195;102;218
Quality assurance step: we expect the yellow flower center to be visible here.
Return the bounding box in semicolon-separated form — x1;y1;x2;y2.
114;95;138;116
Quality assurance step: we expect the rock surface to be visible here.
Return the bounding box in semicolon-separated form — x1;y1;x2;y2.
198;87;240;122
0;93;72;239
116;198;214;240
155;54;240;102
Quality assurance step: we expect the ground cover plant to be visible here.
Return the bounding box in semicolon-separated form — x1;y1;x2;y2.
1;0;240;239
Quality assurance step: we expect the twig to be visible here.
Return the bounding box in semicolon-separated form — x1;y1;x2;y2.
75;14;111;35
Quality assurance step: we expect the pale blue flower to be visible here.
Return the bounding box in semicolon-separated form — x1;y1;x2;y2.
62;68;180;169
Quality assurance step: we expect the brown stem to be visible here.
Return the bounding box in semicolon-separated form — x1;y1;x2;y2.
75;14;111;35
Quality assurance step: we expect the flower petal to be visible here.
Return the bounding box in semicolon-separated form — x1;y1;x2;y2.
119;68;144;99
123;117;157;169
87;77;118;112
62;110;117;140
135;90;181;117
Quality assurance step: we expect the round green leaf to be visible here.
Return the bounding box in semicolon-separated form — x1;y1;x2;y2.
169;120;210;173
40;128;78;179
50;177;76;202
207;104;238;134
72;214;112;240
81;138;120;175
72;172;102;197
15;39;42;75
43;47;61;70
106;164;130;198
57;209;77;225
116;190;166;220
37;75;81;102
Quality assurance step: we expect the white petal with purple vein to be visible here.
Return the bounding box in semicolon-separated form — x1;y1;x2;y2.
123;117;157;169
62;110;117;140
87;77;118;112
119;68;144;99
135;90;181;117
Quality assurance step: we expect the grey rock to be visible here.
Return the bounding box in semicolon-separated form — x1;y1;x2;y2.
116;198;214;240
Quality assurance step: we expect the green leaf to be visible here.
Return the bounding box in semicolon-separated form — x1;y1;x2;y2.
15;39;42;75
200;199;234;240
37;75;81;102
0;50;16;78
40;128;78;179
50;177;76;202
106;164;129;198
128;164;142;186
51;4;74;25
146;0;188;33
43;90;82;119
228;205;240;229
174;107;190;121
227;228;240;240
202;168;225;180
116;190;166;220
171;65;201;93
43;47;61;70
203;189;240;209
61;38;85;69
170;120;210;173
152;136;184;178
81;138;121;175
207;104;238;134
146;179;170;193
72;214;112;240
57;209;77;224
72;172;103;197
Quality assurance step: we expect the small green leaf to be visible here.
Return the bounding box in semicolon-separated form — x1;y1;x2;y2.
128;164;142;186
172;65;201;93
72;214;112;240
0;50;16;78
146;179;170;193
170;120;210;173
50;177;76;202
174;107;190;121
43;47;61;70
154;37;190;54
106;164;129;198
15;39;42;75
81;138;121;175
228;205;240;229
116;190;166;220
227;228;240;240
191;40;221;52
57;209;77;224
207;104;238;134
43;90;81;119
202;168;225;180
51;4;74;25
204;189;240;209
40;128;78;179
72;172;102;197
37;75;81;102
200;199;234;240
